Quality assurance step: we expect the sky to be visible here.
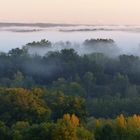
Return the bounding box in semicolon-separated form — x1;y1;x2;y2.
0;0;140;25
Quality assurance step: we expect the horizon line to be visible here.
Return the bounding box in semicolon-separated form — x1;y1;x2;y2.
0;22;140;27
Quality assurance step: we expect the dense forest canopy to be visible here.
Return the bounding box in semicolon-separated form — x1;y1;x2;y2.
0;39;140;139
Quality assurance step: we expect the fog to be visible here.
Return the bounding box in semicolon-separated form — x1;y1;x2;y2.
1;24;140;56
23;38;140;58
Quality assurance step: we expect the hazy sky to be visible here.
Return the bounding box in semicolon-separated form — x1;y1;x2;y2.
0;0;140;24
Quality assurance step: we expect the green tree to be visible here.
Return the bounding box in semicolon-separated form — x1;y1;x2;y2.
83;72;96;98
11;71;24;87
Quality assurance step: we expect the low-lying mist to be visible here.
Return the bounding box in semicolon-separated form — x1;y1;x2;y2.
2;38;140;87
22;38;140;57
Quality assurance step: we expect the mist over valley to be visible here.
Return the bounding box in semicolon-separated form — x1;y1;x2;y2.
0;23;140;57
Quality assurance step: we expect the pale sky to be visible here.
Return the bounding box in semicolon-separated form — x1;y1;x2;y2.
0;0;140;25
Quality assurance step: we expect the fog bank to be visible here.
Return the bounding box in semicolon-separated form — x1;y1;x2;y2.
22;39;140;57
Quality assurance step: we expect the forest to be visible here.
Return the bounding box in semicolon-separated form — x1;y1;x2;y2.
0;39;140;139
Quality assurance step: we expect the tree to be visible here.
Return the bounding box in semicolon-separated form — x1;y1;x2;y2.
77;127;93;140
23;123;54;140
8;48;27;57
83;72;96;98
113;73;129;97
0;88;51;124
0;121;10;140
44;91;86;120
52;114;79;140
11;71;24;87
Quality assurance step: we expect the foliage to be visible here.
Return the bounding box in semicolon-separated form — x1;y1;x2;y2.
0;43;140;139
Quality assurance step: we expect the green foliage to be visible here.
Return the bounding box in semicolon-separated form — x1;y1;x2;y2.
0;121;10;140
93;114;140;140
23;123;53;140
44;91;87;120
77;127;94;140
0;44;140;139
11;71;24;87
53;79;86;97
